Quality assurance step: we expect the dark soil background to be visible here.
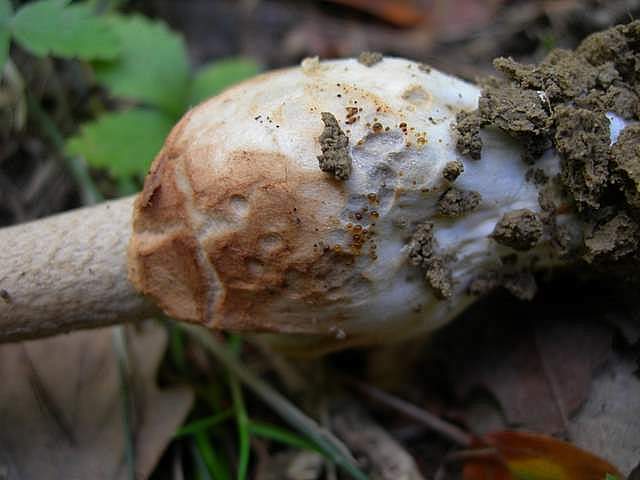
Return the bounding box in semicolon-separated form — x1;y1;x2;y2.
3;1;640;478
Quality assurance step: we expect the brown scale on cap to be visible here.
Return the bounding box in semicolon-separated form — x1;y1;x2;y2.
129;100;364;334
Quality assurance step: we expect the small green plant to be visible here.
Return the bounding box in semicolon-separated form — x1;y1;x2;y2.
1;0;260;189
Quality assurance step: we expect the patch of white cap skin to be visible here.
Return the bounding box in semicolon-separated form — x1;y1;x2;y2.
190;58;561;349
607;112;631;145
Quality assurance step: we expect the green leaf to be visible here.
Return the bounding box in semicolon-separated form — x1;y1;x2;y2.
94;14;190;115
190;58;260;105
66;108;174;179
0;0;12;71
11;0;120;60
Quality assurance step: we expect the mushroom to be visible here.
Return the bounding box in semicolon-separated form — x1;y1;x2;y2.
0;55;632;355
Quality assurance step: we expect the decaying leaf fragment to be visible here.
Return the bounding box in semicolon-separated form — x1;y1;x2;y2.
0;322;193;479
462;431;623;480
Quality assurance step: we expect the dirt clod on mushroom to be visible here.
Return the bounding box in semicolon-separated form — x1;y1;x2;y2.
437;188;481;217
409;222;453;299
358;51;383;67
454;110;482;160
584;212;640;264
318;112;352;181
468;269;537;301
554;106;610;211
442;160;464;182
454;19;640;269
491;209;544;251
611;124;640;210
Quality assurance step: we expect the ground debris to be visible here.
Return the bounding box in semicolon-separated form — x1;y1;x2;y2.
332;402;425;480
409;222;453;299
491;209;544;251
444;298;613;434
317;112;352;180
0;323;193;480
569;351;640;475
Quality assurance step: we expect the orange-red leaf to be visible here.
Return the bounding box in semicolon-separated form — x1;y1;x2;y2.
463;431;622;480
324;0;426;28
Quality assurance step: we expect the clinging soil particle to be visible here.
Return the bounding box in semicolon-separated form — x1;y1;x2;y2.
554;106;610;211
491;209;544;251
409;222;453;299
454;110;482;160
358;51;383;67
478;84;550;136
454;20;640;269
437;188;481;217
611;124;640;209
318;112;352;181
468;270;537;301
584;212;640;263
442;160;464;182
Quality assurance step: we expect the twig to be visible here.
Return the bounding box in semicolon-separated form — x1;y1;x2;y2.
346;379;473;448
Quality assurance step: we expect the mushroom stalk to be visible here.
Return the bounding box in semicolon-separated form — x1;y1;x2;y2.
0;196;159;342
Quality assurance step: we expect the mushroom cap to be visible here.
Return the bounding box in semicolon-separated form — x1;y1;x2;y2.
128;57;481;352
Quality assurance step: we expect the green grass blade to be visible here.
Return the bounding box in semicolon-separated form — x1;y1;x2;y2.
182;325;369;480
194;431;231;480
191;441;214;480
175;409;233;438
228;335;251;480
248;420;321;453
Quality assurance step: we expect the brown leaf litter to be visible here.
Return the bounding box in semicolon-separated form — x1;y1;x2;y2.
0;322;193;479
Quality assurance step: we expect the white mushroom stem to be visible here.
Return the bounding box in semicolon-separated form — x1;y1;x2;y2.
0;196;159;342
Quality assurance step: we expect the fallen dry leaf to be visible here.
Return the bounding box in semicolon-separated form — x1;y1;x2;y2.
448;307;612;433
0;322;193;479
463;430;623;480
332;402;425;480
569;350;640;475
